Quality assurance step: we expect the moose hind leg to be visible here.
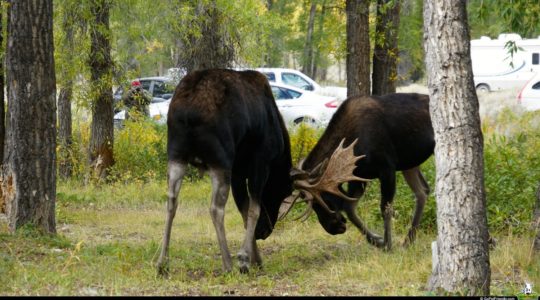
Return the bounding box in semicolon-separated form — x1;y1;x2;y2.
157;161;186;276
402;167;429;247
237;165;267;273
209;168;233;273
237;195;261;273
231;176;262;267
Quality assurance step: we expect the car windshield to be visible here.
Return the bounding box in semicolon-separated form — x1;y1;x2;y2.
281;73;311;90
272;86;302;100
153;80;175;98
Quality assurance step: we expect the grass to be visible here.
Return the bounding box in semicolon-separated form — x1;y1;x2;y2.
0;178;538;296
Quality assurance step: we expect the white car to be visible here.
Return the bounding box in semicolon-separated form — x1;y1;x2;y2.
255;67;347;100
255;67;323;93
114;99;170;127
517;72;540;111
270;82;341;128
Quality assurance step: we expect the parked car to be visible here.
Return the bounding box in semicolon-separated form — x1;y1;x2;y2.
253;67;347;100
114;81;341;129
113;76;178;112
517;72;540;111
270;82;341;127
255;67;323;93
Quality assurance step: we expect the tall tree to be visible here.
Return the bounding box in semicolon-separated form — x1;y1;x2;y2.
177;0;236;72
534;182;540;251
423;0;490;295
2;0;57;233
372;0;400;95
302;1;317;78
56;1;77;179
88;0;114;180
310;0;328;81
346;0;370;97
0;0;5;166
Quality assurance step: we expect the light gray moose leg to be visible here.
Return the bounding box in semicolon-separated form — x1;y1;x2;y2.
237;196;261;273
157;161;186;276
208;168;233;273
402;167;430;247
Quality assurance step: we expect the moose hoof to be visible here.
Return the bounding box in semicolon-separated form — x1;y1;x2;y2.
238;253;250;274
367;235;385;248
156;263;170;278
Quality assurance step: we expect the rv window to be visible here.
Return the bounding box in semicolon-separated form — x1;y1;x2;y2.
532;82;540;90
533;53;539;65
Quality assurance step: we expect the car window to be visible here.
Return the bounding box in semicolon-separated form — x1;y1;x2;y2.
271;87;292;100
281;73;312;90
271;86;302;100
140;80;152;92
153;80;175;97
263;72;276;82
533;53;539;65
532;81;540;90
284;87;301;98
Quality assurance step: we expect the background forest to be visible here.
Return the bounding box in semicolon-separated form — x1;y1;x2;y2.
0;0;539;296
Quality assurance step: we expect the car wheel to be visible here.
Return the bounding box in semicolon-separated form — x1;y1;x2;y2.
476;84;490;94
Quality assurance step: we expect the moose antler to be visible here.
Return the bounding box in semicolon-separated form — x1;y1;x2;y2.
278;138;370;221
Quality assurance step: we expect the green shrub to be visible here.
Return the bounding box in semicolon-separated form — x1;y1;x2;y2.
109;119;168;182
288;124;324;167
483;109;540;234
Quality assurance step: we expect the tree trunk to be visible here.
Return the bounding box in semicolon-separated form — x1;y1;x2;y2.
57;87;73;179
313;0;327;80
0;2;5;214
88;0;114;180
1;0;57;233
57;6;75;179
534;182;540;251
423;0;490;295
372;0;400;96
302;1;317;79
0;2;5;166
178;0;235;73
346;0;371;98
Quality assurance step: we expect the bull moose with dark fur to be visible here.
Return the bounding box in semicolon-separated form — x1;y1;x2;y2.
279;93;434;251
158;69;312;275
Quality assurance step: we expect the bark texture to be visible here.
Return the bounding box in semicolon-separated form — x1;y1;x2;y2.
88;0;114;180
302;1;317;78
177;0;235;72
371;0;400;96
346;0;370;97
0;4;5;166
423;0;490;295
1;0;57;233
534;182;540;251
57;8;75;179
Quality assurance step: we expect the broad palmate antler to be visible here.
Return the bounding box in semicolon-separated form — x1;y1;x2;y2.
278;138;370;221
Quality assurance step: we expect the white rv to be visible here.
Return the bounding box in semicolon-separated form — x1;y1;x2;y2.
470;33;540;92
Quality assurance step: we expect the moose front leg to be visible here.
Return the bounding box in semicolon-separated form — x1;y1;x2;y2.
343;182;385;248
379;171;396;251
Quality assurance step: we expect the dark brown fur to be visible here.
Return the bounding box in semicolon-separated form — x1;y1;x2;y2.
304;93;434;250
157;69;293;274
